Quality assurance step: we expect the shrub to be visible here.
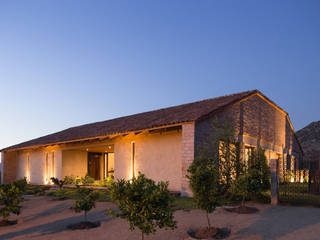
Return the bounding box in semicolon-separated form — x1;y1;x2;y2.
108;173;176;240
0;184;24;222
50;177;65;189
81;174;95;185
247;147;271;193
74;176;82;185
63;176;74;185
94;176;114;188
13;178;28;193
72;187;99;222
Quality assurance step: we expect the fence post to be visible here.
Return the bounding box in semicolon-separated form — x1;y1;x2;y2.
270;158;279;205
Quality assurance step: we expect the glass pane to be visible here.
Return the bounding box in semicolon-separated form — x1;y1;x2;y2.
108;153;114;177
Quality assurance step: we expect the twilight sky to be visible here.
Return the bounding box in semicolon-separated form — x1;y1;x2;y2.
0;0;319;150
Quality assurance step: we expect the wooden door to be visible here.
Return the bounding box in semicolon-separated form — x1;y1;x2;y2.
88;152;101;180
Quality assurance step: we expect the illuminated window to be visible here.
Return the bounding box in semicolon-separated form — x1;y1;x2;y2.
131;142;135;179
104;153;114;178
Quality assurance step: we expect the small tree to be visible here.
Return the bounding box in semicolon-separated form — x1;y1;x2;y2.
50;177;65;189
187;150;221;230
108;173;176;240
72;187;99;222
231;174;249;207
0;184;24;222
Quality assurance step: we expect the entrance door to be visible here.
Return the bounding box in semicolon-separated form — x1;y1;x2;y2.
88;152;101;180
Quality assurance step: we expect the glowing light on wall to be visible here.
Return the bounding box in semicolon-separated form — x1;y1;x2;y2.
130;142;135;179
45;153;49;184
26;154;30;183
51;152;55;179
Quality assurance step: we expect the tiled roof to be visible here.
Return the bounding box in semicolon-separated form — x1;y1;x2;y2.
2;90;258;151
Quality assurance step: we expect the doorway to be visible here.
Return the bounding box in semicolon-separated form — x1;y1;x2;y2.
88;152;102;180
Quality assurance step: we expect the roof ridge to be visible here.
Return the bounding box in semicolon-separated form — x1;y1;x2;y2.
67;89;258;130
1;89;259;151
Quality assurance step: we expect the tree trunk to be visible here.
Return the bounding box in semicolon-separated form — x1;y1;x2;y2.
141;232;144;240
84;211;87;222
206;212;211;229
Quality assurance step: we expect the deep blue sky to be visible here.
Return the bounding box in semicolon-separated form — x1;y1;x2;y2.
0;0;319;150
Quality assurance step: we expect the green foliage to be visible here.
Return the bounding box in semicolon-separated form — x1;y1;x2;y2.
74;176;82;185
187;161;221;229
247;147;271;192
82;174;95;185
171;197;194;211
94;176;114;188
231;147;271;206
72;187;99;221
218;123;243;191
46;188;68;200
231;174;249;206
50;177;65;189
0;183;24;221
108;173;177;240
63;176;74;185
62;174;95;186
12;178;28;193
24;185;48;196
188;118;242;229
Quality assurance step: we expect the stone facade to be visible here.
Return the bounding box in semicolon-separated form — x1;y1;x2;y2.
181;123;195;196
195;94;302;162
2;151;18;183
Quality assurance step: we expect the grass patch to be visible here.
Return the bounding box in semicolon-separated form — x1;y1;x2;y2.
45;188;111;202
24;185;50;196
279;183;320;206
171;197;195;211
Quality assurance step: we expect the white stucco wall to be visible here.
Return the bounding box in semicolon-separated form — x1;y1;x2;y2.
11;129;183;191
62;150;87;178
29;150;45;184
114;130;182;191
15;148;62;184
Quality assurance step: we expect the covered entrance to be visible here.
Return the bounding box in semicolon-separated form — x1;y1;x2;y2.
87;145;114;180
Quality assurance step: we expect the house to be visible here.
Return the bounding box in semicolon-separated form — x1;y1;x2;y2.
0;90;303;196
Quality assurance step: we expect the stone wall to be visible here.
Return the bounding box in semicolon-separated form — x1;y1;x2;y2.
181;123;195;196
2;151;17;183
195;94;303;174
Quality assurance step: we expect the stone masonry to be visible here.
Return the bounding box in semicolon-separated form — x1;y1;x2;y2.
181;123;195;196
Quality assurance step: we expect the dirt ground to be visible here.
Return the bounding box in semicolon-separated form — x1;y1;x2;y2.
1;195;320;240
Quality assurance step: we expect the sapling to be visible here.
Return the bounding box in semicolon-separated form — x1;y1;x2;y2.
72;187;99;222
107;173;176;240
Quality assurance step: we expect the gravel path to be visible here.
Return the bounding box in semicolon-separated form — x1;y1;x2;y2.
1;196;320;240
